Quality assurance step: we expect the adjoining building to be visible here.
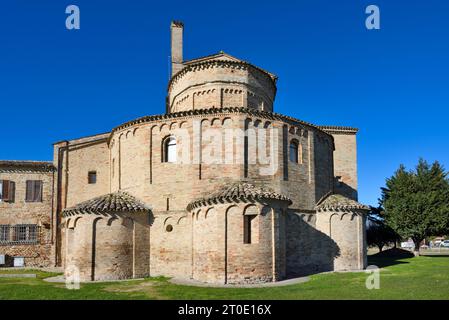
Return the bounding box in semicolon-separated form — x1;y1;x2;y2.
0;161;56;267
0;21;369;284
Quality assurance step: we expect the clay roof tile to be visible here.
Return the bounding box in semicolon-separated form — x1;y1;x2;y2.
62;191;150;216
187;181;292;211
315;193;369;212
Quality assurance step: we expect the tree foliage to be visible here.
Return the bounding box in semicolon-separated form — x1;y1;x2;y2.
367;206;401;251
380;159;449;252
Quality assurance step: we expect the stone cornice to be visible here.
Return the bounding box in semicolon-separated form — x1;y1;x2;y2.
0;161;55;173
168;59;278;93
108;107;334;143
319;126;359;135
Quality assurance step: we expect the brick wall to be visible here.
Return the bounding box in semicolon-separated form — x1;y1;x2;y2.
57;110;363;283
168;61;276;113
0;165;55;267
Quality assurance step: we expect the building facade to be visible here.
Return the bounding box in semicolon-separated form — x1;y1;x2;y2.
0;21;369;284
0;161;56;267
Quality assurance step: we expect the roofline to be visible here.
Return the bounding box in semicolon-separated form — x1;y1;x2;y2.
182;52;231;65
61;191;151;217
318;125;359;135
53;131;110;145
107;107;335;142
182;51;277;79
0;160;55;172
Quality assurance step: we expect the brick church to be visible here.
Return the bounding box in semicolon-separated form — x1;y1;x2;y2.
0;21;369;284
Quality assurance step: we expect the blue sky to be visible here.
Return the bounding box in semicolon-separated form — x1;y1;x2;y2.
1;1;448;206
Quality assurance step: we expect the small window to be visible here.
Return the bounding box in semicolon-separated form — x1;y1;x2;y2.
88;171;97;184
163;136;177;163
0;180;15;202
0;225;10;243
25;181;43;202
13;224;38;244
243;215;258;244
166;224;173;232
289;140;299;163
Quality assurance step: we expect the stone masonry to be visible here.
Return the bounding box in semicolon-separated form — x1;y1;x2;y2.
0;161;56;267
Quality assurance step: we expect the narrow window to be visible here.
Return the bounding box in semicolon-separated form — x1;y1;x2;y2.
0;180;15;202
0;225;10;243
289;140;299;163
88;171;97;184
163;136;177;163
243;215;257;244
28;225;38;243
14;225;27;242
25;181;43;202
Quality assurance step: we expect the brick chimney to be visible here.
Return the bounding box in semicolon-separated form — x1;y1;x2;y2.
171;21;184;76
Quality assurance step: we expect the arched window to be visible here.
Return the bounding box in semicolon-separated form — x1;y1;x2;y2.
289;140;299;163
163;136;177;163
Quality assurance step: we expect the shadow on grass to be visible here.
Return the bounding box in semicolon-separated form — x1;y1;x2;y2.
368;248;414;268
419;255;449;258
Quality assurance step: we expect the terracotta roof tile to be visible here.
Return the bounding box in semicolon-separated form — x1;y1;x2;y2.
62;191;150;216
316;193;369;212
0;160;55;172
187;181;292;211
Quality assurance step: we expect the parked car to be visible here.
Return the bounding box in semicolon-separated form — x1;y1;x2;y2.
440;240;449;248
401;242;414;249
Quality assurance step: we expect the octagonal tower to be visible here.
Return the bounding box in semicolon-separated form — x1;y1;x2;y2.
167;22;277;113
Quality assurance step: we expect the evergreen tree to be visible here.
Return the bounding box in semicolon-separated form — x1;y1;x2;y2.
380;159;449;254
367;206;401;252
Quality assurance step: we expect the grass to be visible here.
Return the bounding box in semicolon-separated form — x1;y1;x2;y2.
1;255;449;300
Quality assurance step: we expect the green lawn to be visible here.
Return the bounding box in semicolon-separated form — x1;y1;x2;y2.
1;255;448;300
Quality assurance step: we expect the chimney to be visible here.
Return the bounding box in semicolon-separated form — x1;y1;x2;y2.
171;21;184;76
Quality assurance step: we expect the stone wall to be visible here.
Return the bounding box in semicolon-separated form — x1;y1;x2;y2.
0;165;55;267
